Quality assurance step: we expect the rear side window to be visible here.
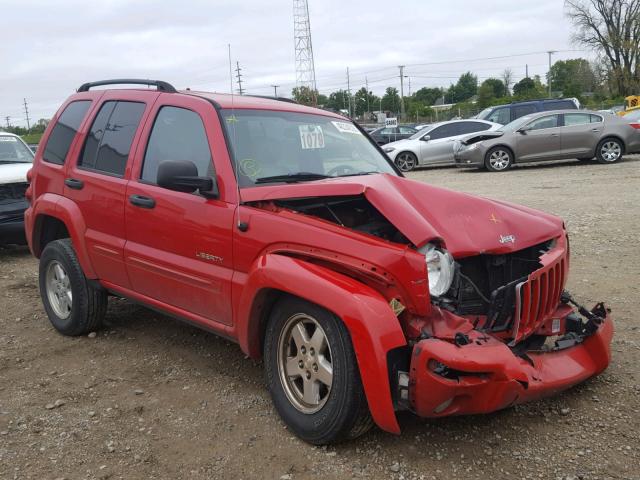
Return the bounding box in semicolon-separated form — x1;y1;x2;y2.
486;107;510;125
564;113;592;126
513;104;537;119
590;114;604;123
79;101;145;176
141;106;212;185
459;121;492;134
43;101;91;165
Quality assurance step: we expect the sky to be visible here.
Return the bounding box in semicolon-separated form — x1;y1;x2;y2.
1;0;590;127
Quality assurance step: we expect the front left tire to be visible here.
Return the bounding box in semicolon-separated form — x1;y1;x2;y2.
395;151;417;172
264;296;373;444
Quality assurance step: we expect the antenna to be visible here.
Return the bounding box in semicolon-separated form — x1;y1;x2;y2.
228;44;248;232
293;0;317;104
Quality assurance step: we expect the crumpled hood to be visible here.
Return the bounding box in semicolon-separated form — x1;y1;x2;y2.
460;130;504;145
241;174;564;257
0;163;31;185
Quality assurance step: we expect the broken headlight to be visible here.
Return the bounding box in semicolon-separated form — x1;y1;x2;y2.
420;243;454;297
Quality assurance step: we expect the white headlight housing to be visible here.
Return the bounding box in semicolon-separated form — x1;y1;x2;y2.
383;146;395;153
420;243;454;297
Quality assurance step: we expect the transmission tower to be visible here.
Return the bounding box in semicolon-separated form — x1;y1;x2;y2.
235;61;244;95
293;0;317;99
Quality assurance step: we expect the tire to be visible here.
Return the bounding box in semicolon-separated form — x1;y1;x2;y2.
394;151;417;172
596;137;624;164
484;146;513;172
39;239;107;336
264;297;373;445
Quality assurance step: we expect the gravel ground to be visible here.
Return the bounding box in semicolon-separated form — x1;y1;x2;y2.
1;157;639;480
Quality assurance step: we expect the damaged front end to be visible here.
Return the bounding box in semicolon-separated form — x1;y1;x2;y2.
396;233;614;417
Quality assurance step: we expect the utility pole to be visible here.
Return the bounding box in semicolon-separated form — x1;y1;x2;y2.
407;77;411;96
547;50;556;97
235;61;244;95
4;116;10;129
23;98;31;132
398;65;405;121
346;67;352;117
525;64;529;78
365;76;370;117
271;85;279;97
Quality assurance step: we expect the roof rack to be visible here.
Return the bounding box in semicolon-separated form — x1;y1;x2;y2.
248;95;299;104
77;79;177;93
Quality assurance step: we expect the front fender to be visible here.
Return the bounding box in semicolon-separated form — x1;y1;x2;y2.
236;253;407;434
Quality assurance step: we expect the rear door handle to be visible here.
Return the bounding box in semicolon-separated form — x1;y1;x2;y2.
64;178;84;190
592;128;602;132
129;194;156;209
550;133;559;137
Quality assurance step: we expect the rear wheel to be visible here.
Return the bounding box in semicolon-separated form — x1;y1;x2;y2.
39;239;107;336
395;152;417;172
596;138;623;163
264;297;372;444
485;147;513;172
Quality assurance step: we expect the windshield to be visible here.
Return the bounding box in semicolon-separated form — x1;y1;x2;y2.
499;115;535;133
409;124;438;140
0;135;34;163
476;107;493;120
220;109;397;186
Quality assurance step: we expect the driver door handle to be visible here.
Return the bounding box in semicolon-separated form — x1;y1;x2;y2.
129;194;156;209
64;178;84;190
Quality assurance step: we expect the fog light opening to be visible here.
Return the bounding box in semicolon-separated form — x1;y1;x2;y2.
434;397;454;414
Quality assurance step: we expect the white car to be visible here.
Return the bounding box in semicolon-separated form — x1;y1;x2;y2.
383;119;502;171
0;132;34;245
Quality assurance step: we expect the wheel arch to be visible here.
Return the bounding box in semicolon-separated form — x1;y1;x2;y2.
598;135;626;153
394;150;419;170
485;144;515;163
236;253;407;434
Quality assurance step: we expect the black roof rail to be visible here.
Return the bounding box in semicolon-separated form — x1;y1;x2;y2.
508;97;573;105
248;95;299;104
77;79;177;93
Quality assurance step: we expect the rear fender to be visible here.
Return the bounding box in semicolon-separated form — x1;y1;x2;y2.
30;194;96;278
236;253;407;434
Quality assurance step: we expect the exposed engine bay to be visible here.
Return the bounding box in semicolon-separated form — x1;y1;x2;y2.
273;195;410;244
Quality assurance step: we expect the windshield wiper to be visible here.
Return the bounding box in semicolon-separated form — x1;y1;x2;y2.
335;170;380;177
0;160;32;164
254;172;330;184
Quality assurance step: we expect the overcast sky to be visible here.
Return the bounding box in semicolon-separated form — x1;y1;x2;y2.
1;0;589;127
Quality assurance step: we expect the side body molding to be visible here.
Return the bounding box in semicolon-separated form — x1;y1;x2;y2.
235;253;407;434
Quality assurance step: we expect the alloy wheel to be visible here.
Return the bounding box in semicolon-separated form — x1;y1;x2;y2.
45;260;72;319
600;141;621;162
489;150;511;170
277;313;333;414
395;153;416;172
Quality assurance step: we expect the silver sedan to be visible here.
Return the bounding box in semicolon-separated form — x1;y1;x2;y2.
383;119;501;172
454;109;640;172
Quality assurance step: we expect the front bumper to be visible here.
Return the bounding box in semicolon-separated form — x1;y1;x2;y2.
454;147;485;168
409;307;613;417
0;200;27;245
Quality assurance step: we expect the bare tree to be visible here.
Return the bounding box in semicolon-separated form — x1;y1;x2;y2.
501;69;513;95
565;0;640;95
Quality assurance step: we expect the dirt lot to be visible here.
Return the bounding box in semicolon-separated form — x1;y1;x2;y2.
1;157;639;480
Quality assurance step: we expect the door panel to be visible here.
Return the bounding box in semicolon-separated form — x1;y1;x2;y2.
64;92;157;288
124;98;235;326
515;115;562;162
562;113;602;156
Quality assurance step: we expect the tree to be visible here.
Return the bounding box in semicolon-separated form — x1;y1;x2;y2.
477;79;507;108
512;76;547;99
413;87;442;106
502;69;514;95
325;90;350;112
565;0;640;95
512;77;536;96
549;58;597;97
381;87;401;113
291;86;318;106
482;78;506;98
448;72;478;103
353;87;379;116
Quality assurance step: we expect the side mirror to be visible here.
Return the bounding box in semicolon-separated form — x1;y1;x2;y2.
157;160;219;198
421;135;431;142
516;127;529;135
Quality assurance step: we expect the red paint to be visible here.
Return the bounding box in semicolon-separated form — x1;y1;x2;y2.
25;88;613;436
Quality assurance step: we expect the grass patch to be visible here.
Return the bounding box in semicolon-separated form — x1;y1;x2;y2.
21;133;43;144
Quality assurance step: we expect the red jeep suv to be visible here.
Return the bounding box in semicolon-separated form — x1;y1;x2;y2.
24;79;613;444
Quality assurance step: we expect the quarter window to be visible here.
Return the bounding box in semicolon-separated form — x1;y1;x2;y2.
141;106;213;185
513;104;537;119
590;114;604;123
79;101;145;176
43;101;91;165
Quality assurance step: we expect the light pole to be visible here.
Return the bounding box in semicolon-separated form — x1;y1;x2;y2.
547;50;556;97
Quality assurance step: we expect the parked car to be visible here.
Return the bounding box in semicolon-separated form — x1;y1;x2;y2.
621;108;640;124
383;119;501;171
28;144;38;153
368;125;417;145
476;98;580;125
455;110;640;172
26;79;613;444
0;132;34;245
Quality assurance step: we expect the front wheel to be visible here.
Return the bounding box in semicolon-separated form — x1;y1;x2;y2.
264;297;372;444
395;152;417;172
485;147;513;172
596;138;623;163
